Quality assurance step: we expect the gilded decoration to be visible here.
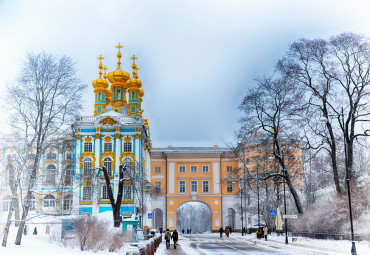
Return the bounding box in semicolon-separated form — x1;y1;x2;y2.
75;134;82;140
85;137;93;142
95;133;101;139
115;127;120;132
80;201;93;205
122;200;134;204
96;127;101;132
83;181;92;186
124;181;131;185
124;136;132;142
104;136;113;142
100;116;116;125
77;128;81;132
115;134;121;139
135;134;141;139
100;200;111;204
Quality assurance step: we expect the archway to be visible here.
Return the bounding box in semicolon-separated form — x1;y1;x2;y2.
176;201;211;233
153;208;163;229
227;208;235;229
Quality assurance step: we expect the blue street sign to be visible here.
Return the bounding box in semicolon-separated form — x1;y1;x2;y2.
270;210;277;216
135;216;138;220
148;213;153;219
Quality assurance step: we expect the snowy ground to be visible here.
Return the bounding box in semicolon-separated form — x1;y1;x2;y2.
156;232;370;255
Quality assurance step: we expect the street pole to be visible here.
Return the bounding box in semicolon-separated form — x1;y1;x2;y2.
341;108;357;255
241;183;244;235
283;176;288;244
257;168;261;238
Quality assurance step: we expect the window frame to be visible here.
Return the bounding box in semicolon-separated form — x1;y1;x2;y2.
83;158;92;177
179;165;186;173
101;185;109;200
123;185;132;200
82;186;92;201
123;142;132;152
84;142;93;152
190;165;197;173
191;180;198;192
155;182;161;194
104;142;113;152
226;166;233;172
202;180;210;193
227;181;233;193
155;166;161;173
202;165;209;173
179;180;186;193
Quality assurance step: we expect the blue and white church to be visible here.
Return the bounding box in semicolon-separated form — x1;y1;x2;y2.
72;44;152;222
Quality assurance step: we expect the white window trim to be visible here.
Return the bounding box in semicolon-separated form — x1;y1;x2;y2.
179;180;186;193
179;165;186;173
202;165;209;173
190;165;197;173
191;180;198;192
202;180;210;193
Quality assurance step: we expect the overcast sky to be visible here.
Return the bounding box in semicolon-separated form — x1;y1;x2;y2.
1;0;370;147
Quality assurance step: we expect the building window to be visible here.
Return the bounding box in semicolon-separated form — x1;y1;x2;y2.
179;166;186;173
43;194;55;207
65;165;73;185
29;195;36;211
46;152;57;160
191;181;197;192
102;185;109;199
179;181;186;193
45;165;56;184
155;166;161;173
104;142;113;152
117;89;121;100
66;153;72;160
202;166;209;173
155;182;161;194
245;158;249;164
2;196;11;211
63;194;72;211
23;165;33;187
124;142;132;152
82;186;92;201
226;166;232;172
123;185;131;200
27;154;36;160
227;181;233;193
203;181;209;193
190;166;197;173
84;142;93;152
103;158;112;176
84;158;92;177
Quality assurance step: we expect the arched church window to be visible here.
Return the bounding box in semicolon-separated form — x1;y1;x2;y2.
45;165;56;184
83;158;92;177
103;158;112;176
43;194;55;207
124;142;132;152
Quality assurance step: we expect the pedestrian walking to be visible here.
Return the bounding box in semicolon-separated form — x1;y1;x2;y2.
225;226;230;238
171;229;179;249
219;227;224;238
165;229;171;249
182;229;185;234
187;229;189;234
263;226;268;241
159;225;163;234
190;229;192;234
33;227;38;235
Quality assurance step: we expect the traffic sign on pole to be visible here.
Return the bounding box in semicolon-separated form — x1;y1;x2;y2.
148;213;153;219
270;210;276;216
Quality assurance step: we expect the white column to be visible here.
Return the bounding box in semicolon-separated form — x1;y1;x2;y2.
95;137;100;169
213;162;219;193
169;163;175;193
115;135;121;175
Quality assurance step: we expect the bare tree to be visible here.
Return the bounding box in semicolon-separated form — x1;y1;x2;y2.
277;33;370;193
6;52;86;245
238;76;304;214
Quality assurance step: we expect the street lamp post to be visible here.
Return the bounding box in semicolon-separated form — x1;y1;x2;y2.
256;167;261;238
240;183;244;236
283;175;288;245
320;108;357;255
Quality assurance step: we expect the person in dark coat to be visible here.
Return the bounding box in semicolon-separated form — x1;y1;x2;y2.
159;225;163;234
182;229;184;234
219;227;224;238
33;227;37;235
164;229;171;249
171;229;179;249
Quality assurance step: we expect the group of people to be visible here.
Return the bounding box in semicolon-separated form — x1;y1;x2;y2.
164;229;178;249
218;226;232;238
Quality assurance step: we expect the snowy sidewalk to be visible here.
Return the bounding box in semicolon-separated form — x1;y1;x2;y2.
228;232;370;255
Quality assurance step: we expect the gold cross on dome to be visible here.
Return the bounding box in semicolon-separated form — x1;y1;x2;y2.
131;55;138;61
116;43;123;50
97;55;104;61
103;66;108;72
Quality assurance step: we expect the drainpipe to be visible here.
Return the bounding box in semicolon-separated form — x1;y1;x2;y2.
164;152;168;230
220;151;225;228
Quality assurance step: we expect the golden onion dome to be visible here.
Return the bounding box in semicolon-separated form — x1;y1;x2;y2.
126;54;142;88
108;43;130;84
92;55;108;89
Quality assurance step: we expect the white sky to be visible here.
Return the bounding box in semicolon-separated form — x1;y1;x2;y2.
0;0;370;147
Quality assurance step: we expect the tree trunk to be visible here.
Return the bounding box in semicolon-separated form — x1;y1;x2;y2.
285;174;303;214
2;196;16;247
113;205;121;228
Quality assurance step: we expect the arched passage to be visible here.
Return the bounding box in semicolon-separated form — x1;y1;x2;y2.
153;208;163;229
176;201;211;233
227;208;235;230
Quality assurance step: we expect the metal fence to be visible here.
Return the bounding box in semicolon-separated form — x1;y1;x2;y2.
291;231;370;241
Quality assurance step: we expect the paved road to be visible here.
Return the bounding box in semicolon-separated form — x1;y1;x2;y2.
182;234;287;255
